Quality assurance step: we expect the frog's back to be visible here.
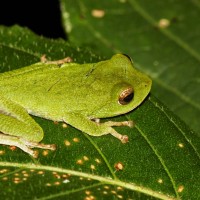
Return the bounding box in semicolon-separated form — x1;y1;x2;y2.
0;54;152;121
0;62;108;120
0;62;80;93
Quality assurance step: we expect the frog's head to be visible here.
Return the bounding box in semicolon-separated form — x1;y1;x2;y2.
91;54;152;118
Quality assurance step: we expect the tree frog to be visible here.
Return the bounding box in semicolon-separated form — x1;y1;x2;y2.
0;54;152;157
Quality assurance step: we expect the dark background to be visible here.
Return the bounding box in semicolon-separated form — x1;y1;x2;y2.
0;0;66;39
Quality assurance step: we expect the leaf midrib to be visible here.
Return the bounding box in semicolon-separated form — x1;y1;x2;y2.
0;161;177;200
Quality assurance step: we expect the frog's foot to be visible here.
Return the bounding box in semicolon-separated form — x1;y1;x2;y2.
40;55;73;64
90;119;134;143
0;134;56;158
22;139;56;151
102;120;134;143
110;129;129;144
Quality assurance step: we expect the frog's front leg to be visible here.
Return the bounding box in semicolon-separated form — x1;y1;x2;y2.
40;55;73;64
0;96;55;157
64;113;133;143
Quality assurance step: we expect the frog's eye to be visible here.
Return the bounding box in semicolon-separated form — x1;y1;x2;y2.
122;54;133;63
118;87;134;105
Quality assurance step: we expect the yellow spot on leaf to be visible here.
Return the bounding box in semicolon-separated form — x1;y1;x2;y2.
178;143;184;148
2;177;8;181
23;173;29;177
85;190;91;195
91;9;105;18
117;186;123;191
77;159;83;165
117;194;123;199
54;181;61;186
178;185;184;193
54;174;61;179
0;169;8;174
90;165;96;170
158;179;163;184
64;140;71;146
0;150;5;155
42;150;49;156
104;186;110;190
111;190;117;194
95;158;101;164
62;123;68;128
62;174;70;178
14;180;21;184
83;156;89;161
158;18;170;28
14;177;20;181
14;173;19;176
73;137;80;142
114;162;124;171
37;171;44;175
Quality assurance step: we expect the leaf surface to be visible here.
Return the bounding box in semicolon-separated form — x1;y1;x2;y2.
0;26;199;199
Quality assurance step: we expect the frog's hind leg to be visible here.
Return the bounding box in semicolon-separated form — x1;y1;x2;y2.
0;112;56;158
0;96;44;142
0;133;55;158
0;96;56;157
0;133;38;157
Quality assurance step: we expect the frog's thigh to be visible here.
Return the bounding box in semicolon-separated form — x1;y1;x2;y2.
0;113;43;142
0;97;43;142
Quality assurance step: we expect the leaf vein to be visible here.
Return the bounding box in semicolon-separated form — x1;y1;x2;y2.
129;0;200;62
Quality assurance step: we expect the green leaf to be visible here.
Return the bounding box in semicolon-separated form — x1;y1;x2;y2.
0;25;200;200
60;0;200;135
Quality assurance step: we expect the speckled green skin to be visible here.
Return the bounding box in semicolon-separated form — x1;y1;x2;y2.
0;54;152;157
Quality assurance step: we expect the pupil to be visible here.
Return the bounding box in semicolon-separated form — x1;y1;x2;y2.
118;87;134;105
123;92;134;103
